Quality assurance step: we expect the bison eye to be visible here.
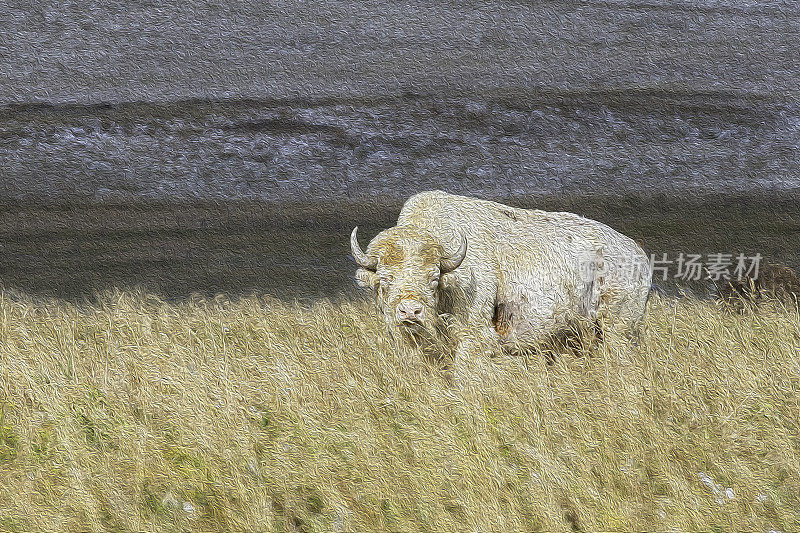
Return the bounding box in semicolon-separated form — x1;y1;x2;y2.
375;277;390;300
429;273;440;288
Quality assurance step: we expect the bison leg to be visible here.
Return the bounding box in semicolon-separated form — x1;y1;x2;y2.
454;301;505;363
447;325;503;385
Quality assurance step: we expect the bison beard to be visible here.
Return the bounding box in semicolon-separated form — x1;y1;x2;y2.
393;311;460;365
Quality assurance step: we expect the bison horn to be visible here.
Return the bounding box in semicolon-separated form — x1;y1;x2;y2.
350;227;378;271
440;233;467;273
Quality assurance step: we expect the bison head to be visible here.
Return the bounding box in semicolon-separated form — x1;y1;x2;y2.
351;225;466;334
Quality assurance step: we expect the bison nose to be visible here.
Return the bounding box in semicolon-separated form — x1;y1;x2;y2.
396;299;425;324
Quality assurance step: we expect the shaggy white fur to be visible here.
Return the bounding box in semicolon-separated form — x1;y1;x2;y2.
352;191;652;364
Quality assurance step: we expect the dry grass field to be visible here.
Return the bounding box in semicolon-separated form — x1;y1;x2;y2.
0;288;798;532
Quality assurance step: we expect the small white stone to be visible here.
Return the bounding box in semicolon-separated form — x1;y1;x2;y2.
162;492;179;509
183;501;195;515
756;494;768;503
247;458;259;477
698;472;720;493
725;488;735;499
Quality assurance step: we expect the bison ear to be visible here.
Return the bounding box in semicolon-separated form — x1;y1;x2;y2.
355;268;379;290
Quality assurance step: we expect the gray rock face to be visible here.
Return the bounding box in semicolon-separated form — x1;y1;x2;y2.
2;1;798;203
1;1;798;104
1;94;798;204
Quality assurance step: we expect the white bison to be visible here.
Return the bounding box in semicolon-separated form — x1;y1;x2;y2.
351;191;652;364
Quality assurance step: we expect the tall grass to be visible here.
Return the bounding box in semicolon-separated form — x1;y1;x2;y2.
0;289;798;532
